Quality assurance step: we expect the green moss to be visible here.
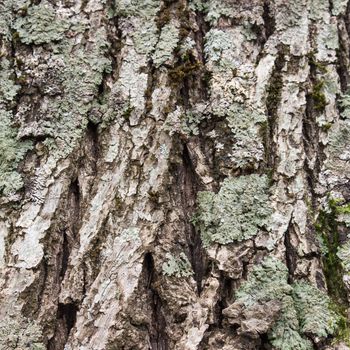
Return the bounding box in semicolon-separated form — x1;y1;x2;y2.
311;80;327;112
192;174;272;246
162;252;193;278
14;3;69;45
266;56;284;118
168;59;202;87
320;122;333;132
308;52;328;74
122;105;134;120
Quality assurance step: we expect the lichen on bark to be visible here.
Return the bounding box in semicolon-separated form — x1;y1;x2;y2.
1;0;350;349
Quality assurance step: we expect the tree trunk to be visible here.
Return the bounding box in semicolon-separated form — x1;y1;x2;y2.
1;0;350;349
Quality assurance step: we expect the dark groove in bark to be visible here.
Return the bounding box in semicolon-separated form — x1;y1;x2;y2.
265;48;284;172
337;21;350;92
304;49;326;210
262;0;276;43
59;231;70;279
284;222;297;283
86;120;99;164
48;302;78;350
181;144;206;295
144;253;168;350
215;273;233;328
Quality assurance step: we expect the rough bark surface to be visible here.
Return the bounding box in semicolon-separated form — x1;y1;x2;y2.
1;0;350;349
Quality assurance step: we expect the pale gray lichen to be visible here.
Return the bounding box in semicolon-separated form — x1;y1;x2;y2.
37;28;111;159
332;0;348;15
339;91;350;119
325;120;350;180
235;257;338;349
152;22;179;67
225;104;267;169
115;0;159;18
308;0;329;21
164;104;209;136
162;252;193;278
132;20;158;56
189;0;235;25
204;29;236;67
121;227;141;243
14;3;69;45
116;0;159;56
193;174;272;246
0;315;45;350
337;241;350;274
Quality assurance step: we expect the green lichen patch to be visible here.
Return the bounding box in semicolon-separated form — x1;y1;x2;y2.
0;110;32;195
13;3;69;45
269;296;313;350
121;227;141;243
189;0;238;25
192;174;272;246
225;104;267;169
0;0;13;41
314;198;350;345
326;121;350;177
337;241;350;272
204;29;232;63
235;257;339;349
235;257;292;306
36;28;111;159
315;198;348;304
162;252;193;278
293;282;338;337
115;0;159;18
339;91;350;119
0;57;32;196
332;0;348;15
0;58;20;102
152;22;179;67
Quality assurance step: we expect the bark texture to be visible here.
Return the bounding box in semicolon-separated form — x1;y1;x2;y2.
1;0;350;349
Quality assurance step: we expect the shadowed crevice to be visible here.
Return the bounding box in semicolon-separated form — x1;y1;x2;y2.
144;253;169;350
48;302;78;350
181;144;207;295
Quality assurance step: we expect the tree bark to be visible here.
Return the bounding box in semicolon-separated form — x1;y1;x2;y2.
1;0;350;349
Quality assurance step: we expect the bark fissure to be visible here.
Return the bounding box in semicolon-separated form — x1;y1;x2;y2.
144;253;168;350
181;144;206;295
48;303;78;350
